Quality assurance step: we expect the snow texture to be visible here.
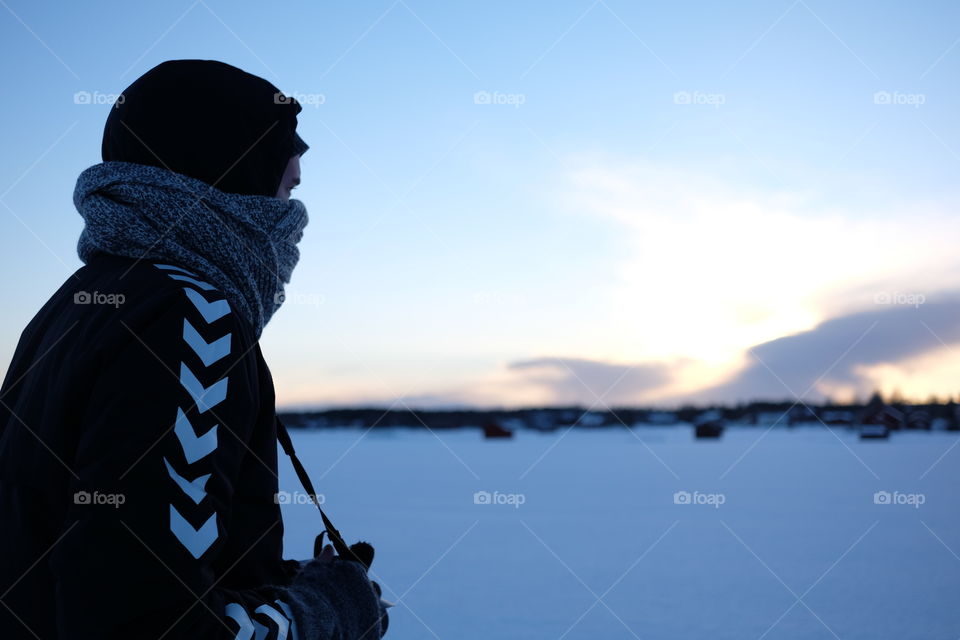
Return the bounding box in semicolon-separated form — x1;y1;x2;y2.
278;425;960;639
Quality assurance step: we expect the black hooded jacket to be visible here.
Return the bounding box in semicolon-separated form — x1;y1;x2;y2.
0;256;383;639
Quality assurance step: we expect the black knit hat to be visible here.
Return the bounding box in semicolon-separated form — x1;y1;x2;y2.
101;59;308;197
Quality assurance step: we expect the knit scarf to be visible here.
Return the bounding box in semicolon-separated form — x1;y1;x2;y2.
74;161;308;338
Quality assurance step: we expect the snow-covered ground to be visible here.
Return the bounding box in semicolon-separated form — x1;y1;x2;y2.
277;425;960;639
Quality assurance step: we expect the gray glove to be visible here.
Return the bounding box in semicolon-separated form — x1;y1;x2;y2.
276;552;386;639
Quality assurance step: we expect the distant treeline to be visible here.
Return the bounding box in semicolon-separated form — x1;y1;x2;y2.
279;394;960;431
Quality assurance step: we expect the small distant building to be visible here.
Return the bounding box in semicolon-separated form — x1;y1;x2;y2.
949;405;960;431
857;393;903;439
693;410;724;439
859;393;904;431
905;408;932;430
482;421;513;439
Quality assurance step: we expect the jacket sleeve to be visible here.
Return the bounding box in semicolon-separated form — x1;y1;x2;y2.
47;276;383;640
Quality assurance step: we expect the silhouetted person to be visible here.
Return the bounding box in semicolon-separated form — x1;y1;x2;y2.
0;60;387;639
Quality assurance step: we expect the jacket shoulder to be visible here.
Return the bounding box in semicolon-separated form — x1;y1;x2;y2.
82;256;250;331
27;256;258;372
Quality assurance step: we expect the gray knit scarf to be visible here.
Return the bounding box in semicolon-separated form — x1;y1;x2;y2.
74;161;308;337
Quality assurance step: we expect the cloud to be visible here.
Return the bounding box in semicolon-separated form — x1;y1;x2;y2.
278;156;960;409
560;155;960;369
506;356;673;406
280;356;674;409
681;292;960;404
278;288;959;408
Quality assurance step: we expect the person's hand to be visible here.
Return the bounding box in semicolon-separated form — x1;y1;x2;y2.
314;534;390;636
315;541;337;563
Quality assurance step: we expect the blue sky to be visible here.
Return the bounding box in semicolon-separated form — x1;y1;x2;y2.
1;0;958;408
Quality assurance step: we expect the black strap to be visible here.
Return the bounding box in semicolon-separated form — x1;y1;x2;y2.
275;416;363;565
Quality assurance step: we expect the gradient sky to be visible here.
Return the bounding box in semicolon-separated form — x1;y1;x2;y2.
1;0;958;408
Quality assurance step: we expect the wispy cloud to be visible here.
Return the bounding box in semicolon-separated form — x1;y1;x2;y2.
278;156;960;409
682;292;960;404
507;356;673;406
559;155;960;367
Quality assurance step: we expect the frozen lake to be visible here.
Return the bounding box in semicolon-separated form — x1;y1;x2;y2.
277;425;960;639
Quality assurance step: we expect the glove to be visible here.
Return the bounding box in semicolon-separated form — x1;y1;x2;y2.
314;533;390;637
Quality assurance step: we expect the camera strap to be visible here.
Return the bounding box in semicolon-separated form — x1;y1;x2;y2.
274;415;363;565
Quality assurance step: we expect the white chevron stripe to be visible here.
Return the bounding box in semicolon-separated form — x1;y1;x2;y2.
160;267;230;571
183;287;231;323
167;273;215;291
225;603;254;640
274;601;299;640
255;603;291;640
153;263;198;277
183;318;231;366
163;457;210;504
253;620;270;640
173;407;217;464
179;363;228;413
169;505;217;559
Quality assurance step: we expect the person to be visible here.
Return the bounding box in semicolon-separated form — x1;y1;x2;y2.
0;59;388;639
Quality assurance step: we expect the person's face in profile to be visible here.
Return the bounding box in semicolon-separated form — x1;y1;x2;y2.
275;155;301;201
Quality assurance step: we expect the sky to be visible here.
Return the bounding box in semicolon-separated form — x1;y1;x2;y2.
0;0;958;409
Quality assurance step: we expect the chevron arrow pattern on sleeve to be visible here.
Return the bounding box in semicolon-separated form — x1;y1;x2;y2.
179;363;228;413
154;263;234;561
173;407;217;465
225;603;255;640
183;287;231;323
169;505;218;560
255;603;294;640
183;318;231;366
163;457;210;505
224;601;298;640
